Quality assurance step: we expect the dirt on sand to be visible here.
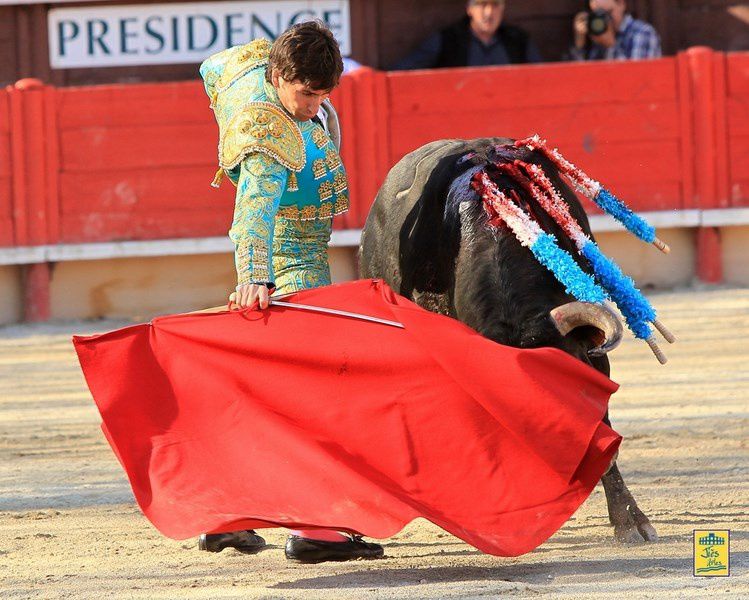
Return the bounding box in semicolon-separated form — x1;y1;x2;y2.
0;287;747;599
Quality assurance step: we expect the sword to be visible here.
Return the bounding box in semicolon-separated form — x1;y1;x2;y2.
268;299;404;329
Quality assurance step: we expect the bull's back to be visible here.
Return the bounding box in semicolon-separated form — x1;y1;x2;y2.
359;137;506;289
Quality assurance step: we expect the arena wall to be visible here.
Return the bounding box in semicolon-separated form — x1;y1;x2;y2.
2;48;748;324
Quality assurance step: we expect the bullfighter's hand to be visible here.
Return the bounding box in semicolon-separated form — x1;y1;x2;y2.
229;283;270;310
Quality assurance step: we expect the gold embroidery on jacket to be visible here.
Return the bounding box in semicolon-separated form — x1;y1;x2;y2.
287;172;299;191
335;193;349;214
275;200;348;222
300;205;317;220
333;170;348;194
220;102;305;172
325;149;342;171
216;39;272;94
311;127;328;149
319;181;333;201
312;158;326;180
235;239;270;285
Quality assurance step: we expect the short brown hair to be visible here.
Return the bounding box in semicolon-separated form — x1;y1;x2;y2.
267;21;343;91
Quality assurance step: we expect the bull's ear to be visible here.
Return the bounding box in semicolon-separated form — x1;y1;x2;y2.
550;302;623;356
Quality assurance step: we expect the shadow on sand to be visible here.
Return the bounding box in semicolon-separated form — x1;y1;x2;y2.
271;555;733;590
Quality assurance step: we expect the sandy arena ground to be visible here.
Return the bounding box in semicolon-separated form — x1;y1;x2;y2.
0;286;747;599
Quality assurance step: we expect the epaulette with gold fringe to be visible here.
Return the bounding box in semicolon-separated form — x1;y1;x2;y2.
212;102;305;187
215;39;272;97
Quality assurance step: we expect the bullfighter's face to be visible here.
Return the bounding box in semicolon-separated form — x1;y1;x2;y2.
271;71;332;122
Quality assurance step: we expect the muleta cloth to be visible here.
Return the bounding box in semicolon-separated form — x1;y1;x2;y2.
73;279;621;557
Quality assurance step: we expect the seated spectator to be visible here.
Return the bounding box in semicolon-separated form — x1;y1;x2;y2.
568;0;661;60
391;0;542;70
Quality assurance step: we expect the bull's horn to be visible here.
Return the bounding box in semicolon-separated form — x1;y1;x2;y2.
550;302;623;356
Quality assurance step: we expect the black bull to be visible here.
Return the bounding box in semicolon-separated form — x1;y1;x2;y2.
360;138;657;543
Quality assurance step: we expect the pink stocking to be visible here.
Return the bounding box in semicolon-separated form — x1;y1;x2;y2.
290;529;348;542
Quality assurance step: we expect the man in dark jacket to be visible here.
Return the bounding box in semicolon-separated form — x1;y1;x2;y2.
392;0;542;70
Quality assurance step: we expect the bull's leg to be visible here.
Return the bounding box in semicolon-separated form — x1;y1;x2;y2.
601;463;658;543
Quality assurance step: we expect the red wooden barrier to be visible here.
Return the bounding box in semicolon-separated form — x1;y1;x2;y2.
330;68;391;230
385;59;691;215
57;81;230;243
0;89;12;246
727;52;749;207
6;52;739;248
3;48;749;303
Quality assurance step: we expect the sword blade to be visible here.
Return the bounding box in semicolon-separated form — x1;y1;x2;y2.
269;300;404;329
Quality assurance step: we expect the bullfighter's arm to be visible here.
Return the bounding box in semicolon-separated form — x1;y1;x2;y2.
229;152;289;287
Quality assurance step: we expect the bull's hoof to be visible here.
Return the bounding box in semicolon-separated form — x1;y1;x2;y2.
613;514;658;543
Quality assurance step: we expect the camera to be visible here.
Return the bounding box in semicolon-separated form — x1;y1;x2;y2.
587;9;611;36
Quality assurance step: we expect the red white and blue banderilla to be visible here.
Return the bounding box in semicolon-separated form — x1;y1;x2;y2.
492;160;675;363
515;135;671;255
472;148;676;363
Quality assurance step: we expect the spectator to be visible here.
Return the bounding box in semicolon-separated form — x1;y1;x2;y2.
568;0;662;61
392;0;542;70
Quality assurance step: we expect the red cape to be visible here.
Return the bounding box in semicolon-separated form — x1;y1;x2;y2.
73;279;620;557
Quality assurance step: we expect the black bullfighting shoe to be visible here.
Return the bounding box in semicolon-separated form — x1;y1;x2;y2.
198;529;266;554
284;534;385;563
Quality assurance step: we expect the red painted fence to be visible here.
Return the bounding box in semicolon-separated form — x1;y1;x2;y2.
0;89;12;246
3;47;748;249
3;48;749;319
728;53;749;206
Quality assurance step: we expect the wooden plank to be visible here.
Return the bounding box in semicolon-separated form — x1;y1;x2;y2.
730;182;749;207
0;131;10;179
0;175;12;246
59;167;233;214
727;55;749;208
677;51;696;209
0;90;9;227
44;85;61;243
713;53;730;208
386;59;678;114
60;123;217;172
585;181;684;213
0;178;12;217
0;220;14;246
388;130;683;182
569;140;683;183
729;137;749;189
727;53;749;97
59;210;229;244
726;97;749;136
388;102;681;159
58;82;210;130
0;90;9;134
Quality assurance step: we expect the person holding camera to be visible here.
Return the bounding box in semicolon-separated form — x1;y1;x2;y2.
568;0;661;61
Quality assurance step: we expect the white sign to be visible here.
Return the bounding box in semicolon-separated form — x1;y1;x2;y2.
48;1;351;69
